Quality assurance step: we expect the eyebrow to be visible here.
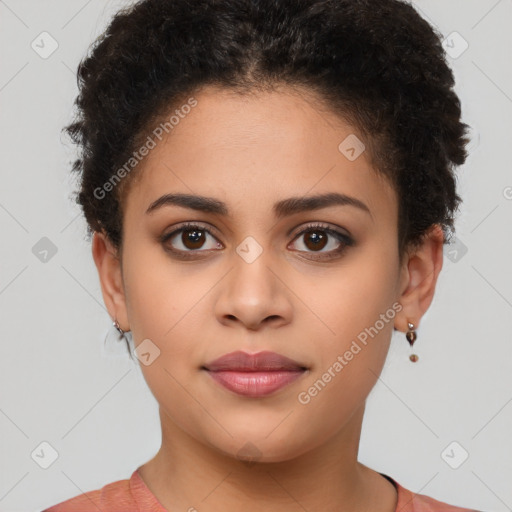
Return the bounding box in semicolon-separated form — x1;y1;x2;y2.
145;192;372;220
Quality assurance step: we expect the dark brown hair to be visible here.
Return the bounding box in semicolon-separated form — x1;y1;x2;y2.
65;0;469;263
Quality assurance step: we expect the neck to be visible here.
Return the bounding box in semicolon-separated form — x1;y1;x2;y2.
138;403;397;512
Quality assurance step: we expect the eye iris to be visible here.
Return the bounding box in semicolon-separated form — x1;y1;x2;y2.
182;229;205;249
304;230;327;251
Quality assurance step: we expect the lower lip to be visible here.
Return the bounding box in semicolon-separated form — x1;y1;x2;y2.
205;370;305;397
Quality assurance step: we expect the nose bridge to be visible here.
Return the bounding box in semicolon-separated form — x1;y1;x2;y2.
235;238;275;298
214;232;292;329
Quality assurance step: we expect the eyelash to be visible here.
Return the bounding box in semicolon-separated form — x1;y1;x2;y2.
160;221;355;261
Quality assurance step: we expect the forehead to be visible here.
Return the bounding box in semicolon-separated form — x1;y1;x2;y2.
123;85;397;225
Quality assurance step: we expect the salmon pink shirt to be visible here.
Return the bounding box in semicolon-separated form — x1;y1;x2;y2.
42;468;481;512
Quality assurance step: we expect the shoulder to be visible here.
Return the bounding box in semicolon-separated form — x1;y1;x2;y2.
389;475;482;512
42;472;135;512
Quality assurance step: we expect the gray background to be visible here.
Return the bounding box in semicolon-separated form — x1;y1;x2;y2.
0;1;511;511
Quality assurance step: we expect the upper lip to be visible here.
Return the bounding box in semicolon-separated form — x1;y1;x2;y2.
203;350;307;372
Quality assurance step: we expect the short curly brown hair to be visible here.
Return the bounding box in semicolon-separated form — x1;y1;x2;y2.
65;0;469;263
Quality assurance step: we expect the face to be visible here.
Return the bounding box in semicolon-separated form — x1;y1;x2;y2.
96;85;418;463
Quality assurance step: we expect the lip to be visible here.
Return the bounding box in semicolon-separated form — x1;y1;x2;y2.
202;350;308;398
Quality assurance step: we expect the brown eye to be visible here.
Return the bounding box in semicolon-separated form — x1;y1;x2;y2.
161;221;354;261
302;230;328;251
289;223;354;259
161;223;223;254
180;228;206;250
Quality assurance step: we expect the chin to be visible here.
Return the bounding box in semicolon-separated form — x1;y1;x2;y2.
207;431;314;465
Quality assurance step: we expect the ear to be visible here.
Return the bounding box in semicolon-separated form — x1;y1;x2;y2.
91;231;129;331
395;224;445;332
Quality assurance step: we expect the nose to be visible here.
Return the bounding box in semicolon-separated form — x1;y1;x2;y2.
214;255;293;332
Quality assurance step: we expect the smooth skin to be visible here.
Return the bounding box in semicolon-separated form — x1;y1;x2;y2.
92;84;444;512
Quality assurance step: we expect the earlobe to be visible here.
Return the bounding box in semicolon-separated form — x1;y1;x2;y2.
395;224;445;333
91;231;129;331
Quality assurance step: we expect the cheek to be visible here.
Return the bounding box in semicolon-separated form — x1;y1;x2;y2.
122;243;193;340
121;245;215;381
298;248;398;381
304;250;397;332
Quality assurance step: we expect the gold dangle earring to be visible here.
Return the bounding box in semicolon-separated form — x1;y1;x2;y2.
406;321;418;362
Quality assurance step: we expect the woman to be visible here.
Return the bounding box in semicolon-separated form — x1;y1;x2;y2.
43;0;481;510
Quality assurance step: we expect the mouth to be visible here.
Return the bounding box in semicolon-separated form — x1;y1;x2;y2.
202;350;308;398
